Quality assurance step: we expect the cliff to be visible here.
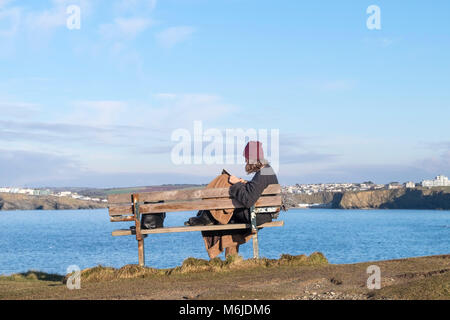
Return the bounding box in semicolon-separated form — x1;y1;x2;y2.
282;191;342;209
0;193;107;211
0;185;202;211
283;188;450;210
338;188;450;210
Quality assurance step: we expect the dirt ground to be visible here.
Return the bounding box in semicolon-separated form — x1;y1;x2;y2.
0;254;449;300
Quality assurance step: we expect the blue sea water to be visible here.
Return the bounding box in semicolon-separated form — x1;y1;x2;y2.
0;209;449;275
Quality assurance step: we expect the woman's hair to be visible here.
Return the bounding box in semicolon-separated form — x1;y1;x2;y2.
245;159;269;174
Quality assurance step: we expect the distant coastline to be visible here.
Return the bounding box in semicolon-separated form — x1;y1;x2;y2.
1;185;450;211
283;187;450;210
0;193;106;211
0;184;204;211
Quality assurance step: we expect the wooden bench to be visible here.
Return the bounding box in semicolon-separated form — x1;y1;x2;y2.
107;184;284;266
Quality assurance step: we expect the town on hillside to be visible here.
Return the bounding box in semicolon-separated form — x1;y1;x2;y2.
0;187;107;203
283;175;450;195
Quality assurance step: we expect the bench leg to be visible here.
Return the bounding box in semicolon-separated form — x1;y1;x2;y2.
132;194;145;267
252;232;259;259
138;239;145;267
250;206;259;259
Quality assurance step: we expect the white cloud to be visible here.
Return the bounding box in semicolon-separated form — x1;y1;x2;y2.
156;26;196;48
95;15;155;71
0;94;239;185
66;100;128;127
99;17;154;40
149;93;237;128
19;1;68;32
154;93;177;100
40;94;238;143
115;17;152;37
363;36;396;48
24;7;66;31
0;7;20;37
148;0;157;10
0;0;93;44
0;0;93;35
0;101;40;118
113;0;157;14
415;151;450;175
0;0;14;9
0;149;82;186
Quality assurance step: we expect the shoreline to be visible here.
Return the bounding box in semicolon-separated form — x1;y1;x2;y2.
2;207;449;213
283;187;450;210
0;192;107;211
291;207;450;211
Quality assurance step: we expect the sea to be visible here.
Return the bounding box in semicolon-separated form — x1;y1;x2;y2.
0;208;449;275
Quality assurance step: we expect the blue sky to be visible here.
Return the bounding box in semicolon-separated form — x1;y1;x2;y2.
0;0;449;187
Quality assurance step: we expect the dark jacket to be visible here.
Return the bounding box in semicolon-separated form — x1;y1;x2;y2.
229;165;278;224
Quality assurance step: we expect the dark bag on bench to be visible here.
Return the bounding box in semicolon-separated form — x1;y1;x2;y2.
141;213;166;229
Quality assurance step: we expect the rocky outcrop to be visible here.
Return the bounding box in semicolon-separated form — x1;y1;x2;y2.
283;188;450;210
0;193;107;211
338;189;402;209
338;188;450;210
282;192;343;210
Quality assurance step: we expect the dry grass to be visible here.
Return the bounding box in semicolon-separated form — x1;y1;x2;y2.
0;271;64;282
61;252;328;283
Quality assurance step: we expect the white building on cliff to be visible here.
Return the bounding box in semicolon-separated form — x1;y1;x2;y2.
405;181;416;188
421;175;450;187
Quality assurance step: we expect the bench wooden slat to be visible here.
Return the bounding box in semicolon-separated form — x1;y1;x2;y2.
110;215;134;222
108;184;281;204
138;195;281;214
111;220;284;236
109;205;134;216
108;194;282;216
107;193;132;204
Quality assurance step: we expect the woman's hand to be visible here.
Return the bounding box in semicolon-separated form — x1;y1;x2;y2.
229;175;246;185
229;175;239;184
229;175;247;184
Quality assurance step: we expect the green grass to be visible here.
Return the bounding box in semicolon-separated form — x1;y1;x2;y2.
104;187;147;195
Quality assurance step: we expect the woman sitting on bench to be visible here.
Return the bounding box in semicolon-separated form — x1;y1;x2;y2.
184;141;278;227
184;141;279;258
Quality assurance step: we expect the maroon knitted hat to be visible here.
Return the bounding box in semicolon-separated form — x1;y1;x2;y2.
243;141;264;162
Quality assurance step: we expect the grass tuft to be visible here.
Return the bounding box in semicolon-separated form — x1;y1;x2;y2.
0;270;64;282
1;252;329;284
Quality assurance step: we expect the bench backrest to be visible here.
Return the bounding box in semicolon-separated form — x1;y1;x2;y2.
107;184;281;222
